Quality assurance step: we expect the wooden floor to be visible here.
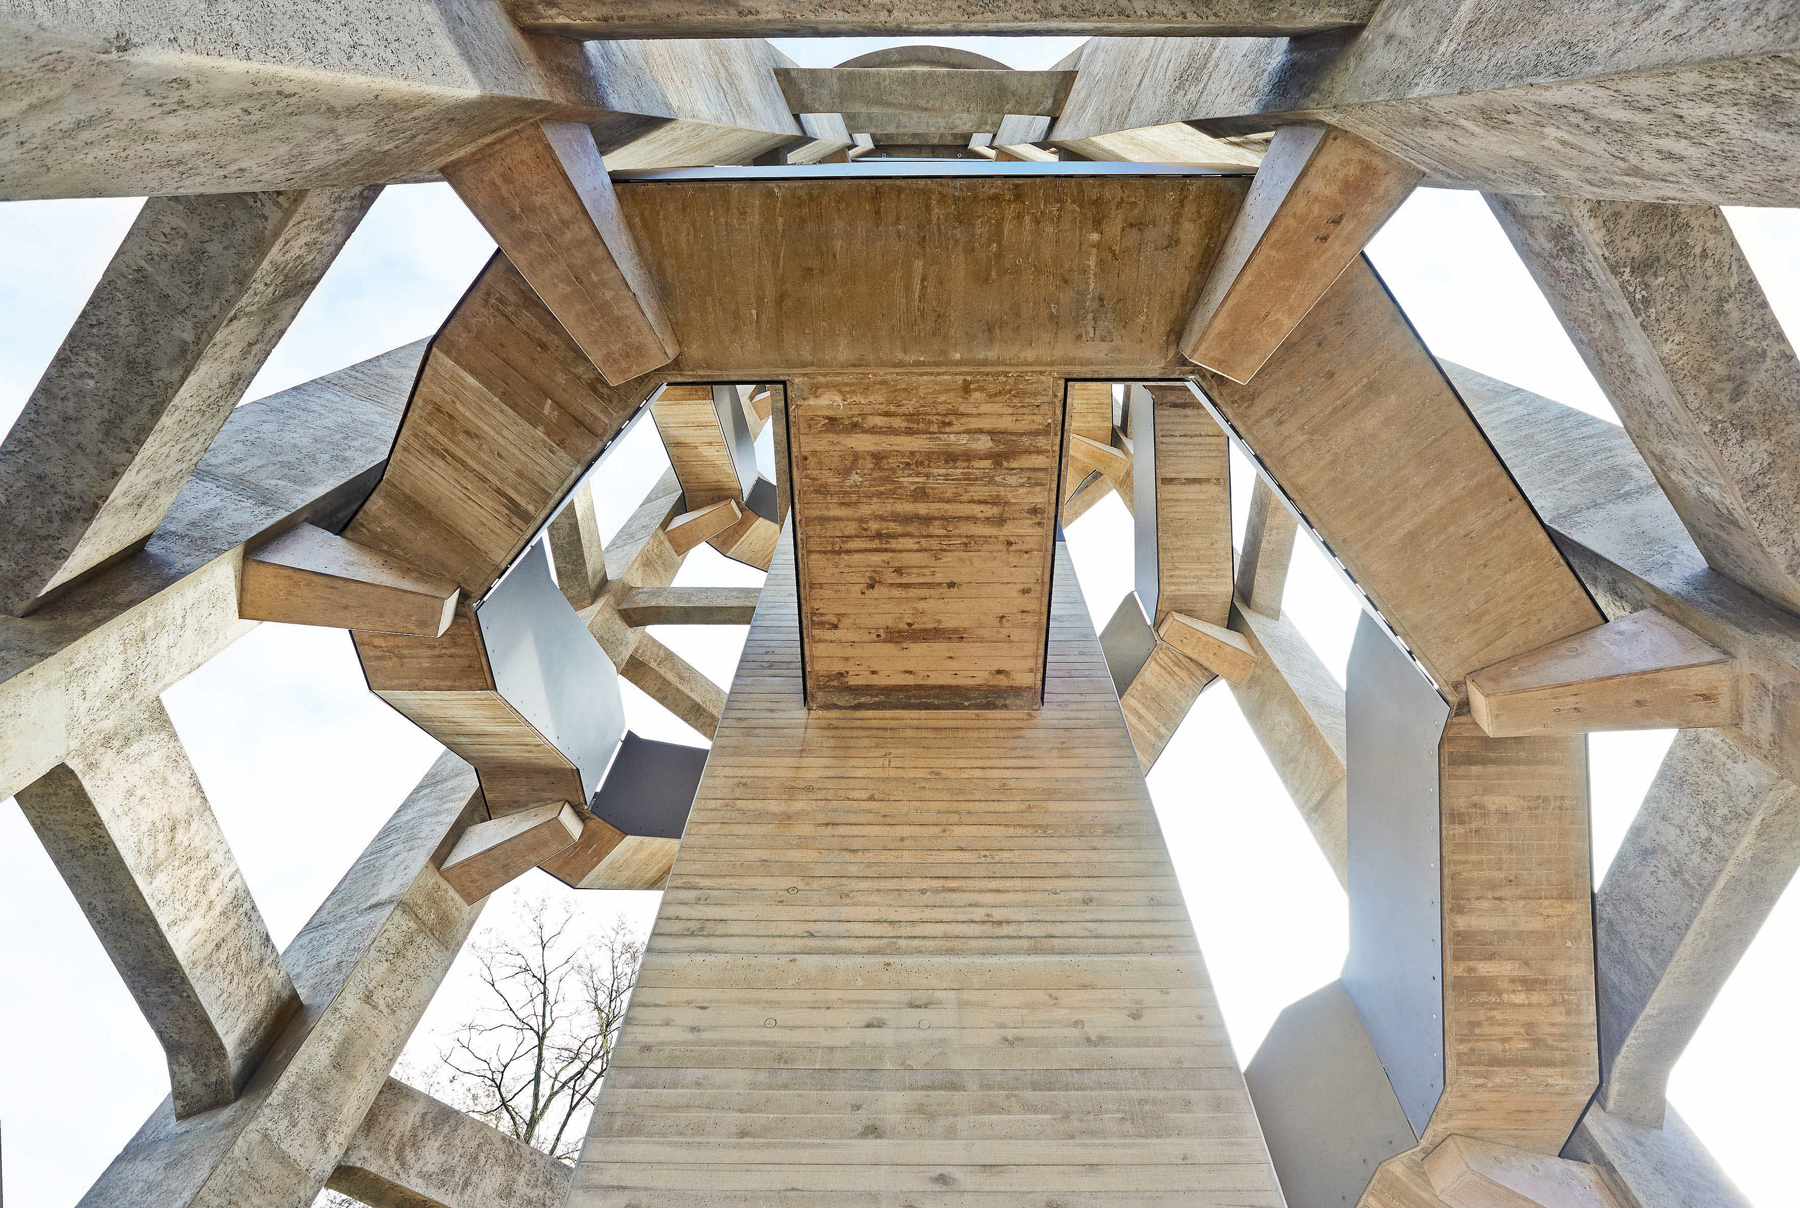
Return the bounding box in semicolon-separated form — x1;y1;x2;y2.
569;533;1282;1206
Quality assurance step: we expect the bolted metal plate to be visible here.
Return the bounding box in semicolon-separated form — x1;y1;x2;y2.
1245;980;1417;1208
1343;610;1450;1137
476;541;626;804
1099;590;1157;698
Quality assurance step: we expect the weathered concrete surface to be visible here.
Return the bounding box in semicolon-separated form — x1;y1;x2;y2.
1595;729;1800;1126
773;68;1075;118
1236;477;1297;618
1052;4;1800;204
1229;603;1348;886
327;1077;571;1208
508;0;1378;39
0;2;582;197
1454;363;1800;787
78;753;487;1208
0;188;379;614
582;39;802;170
1565;1102;1753;1208
0;7;805;196
0;343;418;804
1489;194;1800;614
15;695;297;1119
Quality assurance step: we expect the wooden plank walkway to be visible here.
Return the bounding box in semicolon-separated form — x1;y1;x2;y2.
569;533;1282;1206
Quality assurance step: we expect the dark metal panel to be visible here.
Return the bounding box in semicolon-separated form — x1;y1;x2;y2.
711;384;760;502
1099;590;1156;698
745;474;778;523
1245;980;1417;1208
1130;384;1158;618
476;541;626;803
1343;611;1450;1136
590;731;707;840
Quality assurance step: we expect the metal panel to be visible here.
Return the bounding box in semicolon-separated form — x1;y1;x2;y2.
1343;610;1450;1136
1099;590;1156;698
1245;980;1417;1208
711;384;760;502
745;474;778;523
1130;384;1158;618
476;541;626;804
590;732;707;840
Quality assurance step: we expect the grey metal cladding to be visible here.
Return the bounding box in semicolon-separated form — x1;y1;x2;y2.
1099;590;1157;698
590;731;708;840
1342;610;1450;1137
712;384;760;501
476;541;626;803
1244;980;1417;1208
745;474;778;522
1130;384;1158;618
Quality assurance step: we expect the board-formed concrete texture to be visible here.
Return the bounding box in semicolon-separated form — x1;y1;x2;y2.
3;9;1796;1207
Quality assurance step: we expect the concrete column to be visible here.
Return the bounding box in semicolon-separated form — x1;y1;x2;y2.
1595;729;1800;1125
1565;1102;1753;1208
15;696;298;1118
0;187;379;615
328;1078;571;1208
1488;194;1800;615
78;752;486;1208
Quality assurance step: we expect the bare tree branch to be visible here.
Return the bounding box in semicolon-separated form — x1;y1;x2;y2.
405;896;648;1163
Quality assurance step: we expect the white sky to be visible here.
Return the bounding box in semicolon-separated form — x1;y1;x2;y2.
3;35;1799;1207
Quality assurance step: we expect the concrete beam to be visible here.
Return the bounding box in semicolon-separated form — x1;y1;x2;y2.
1488;195;1800;613
546;481;607;611
445;121;678;385
1052;6;1800;204
0;188;377;615
1181;124;1420;384
1228;603;1347;886
508;0;1378;39
1453;362;1800;787
621;630;726;740
774;68;1074;118
584;39;806;172
1237;477;1298;617
616;586;762;626
1466;610;1737;738
1594;729;1800;1126
1425;1136;1621;1208
78;753;487;1208
239;523;461;638
0;10;806;197
327;1077;571;1208
1564;1102;1753;1208
15;696;297;1119
1197;260;1602;701
1;343;418;804
1055;121;1263;169
0;4;587;197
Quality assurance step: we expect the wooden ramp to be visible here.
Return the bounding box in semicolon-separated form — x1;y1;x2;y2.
569;535;1282;1206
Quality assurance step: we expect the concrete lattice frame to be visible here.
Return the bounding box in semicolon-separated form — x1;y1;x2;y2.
1;4;1795;1206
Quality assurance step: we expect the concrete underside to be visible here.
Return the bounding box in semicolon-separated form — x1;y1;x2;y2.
570;537;1280;1204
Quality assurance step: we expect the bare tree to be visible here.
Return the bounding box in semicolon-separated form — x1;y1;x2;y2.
312;899;647;1206
438;899;645;1161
